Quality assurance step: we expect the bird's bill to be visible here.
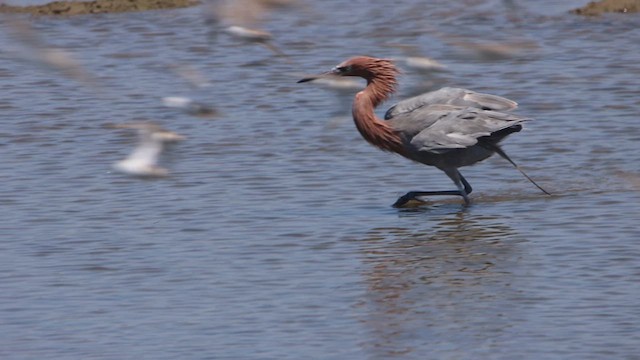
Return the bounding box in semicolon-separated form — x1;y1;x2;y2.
297;70;340;83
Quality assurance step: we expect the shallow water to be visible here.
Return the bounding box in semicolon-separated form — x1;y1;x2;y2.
1;1;640;359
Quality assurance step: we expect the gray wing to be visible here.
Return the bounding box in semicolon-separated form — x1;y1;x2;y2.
390;104;529;154
384;87;518;120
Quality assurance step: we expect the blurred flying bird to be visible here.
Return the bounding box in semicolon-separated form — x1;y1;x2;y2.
4;18;99;88
204;0;291;58
223;25;287;57
205;0;297;27
110;122;185;178
162;96;217;117
400;56;448;73
438;34;539;61
167;63;212;89
387;43;448;73
299;56;549;207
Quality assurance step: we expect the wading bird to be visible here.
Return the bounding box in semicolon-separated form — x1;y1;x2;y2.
298;56;549;207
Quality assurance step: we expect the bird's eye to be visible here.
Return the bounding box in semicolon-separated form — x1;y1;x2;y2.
335;65;351;73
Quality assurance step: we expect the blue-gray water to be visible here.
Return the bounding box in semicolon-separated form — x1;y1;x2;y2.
1;1;640;359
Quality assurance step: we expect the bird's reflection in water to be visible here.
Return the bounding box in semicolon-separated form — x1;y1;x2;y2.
355;209;527;358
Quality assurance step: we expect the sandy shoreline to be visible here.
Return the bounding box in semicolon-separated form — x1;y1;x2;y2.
1;0;638;16
0;0;200;15
572;0;640;16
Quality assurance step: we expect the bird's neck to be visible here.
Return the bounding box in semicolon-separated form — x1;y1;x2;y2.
352;78;404;154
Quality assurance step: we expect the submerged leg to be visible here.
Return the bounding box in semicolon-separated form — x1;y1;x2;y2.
392;169;473;208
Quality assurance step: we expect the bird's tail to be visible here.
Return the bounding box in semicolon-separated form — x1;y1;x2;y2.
481;142;551;196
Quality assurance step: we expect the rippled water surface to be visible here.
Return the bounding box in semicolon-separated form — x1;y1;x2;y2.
1;1;640;359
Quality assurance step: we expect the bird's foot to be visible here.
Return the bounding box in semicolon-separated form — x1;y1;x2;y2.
392;190;471;207
392;192;429;208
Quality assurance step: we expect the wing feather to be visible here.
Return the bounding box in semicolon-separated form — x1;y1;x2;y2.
384;87;518;120
398;105;529;154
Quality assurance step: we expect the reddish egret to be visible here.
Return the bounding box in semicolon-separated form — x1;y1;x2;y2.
298;56;549;207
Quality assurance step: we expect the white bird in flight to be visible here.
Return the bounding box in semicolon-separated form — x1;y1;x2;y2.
110;122;185;178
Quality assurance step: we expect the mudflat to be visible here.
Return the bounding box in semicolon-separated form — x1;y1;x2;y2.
0;0;200;15
573;0;640;15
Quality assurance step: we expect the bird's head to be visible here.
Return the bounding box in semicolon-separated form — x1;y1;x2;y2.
298;56;399;84
331;56;396;78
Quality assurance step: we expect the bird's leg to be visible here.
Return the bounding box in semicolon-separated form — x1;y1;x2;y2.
446;168;472;205
392;169;473;207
